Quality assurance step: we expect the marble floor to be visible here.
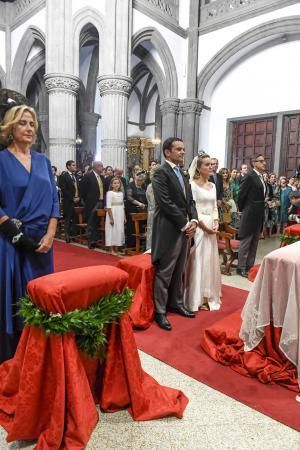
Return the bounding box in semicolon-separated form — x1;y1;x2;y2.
1;237;299;450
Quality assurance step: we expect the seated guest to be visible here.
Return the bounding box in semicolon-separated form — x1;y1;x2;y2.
105;177;126;256
59;160;81;243
125;172;147;248
288;191;300;224
80;160;105;249
0;102;59;363
279;177;292;233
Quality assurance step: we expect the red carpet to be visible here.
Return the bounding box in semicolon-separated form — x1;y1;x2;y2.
135;285;300;431
53;240;120;272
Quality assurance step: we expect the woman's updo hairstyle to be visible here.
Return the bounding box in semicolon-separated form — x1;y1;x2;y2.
193;151;210;179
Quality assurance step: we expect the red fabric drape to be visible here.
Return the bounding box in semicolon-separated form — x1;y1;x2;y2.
201;309;299;392
117;254;154;329
0;266;188;450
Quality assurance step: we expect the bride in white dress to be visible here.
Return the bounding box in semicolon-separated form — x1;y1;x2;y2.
184;153;222;311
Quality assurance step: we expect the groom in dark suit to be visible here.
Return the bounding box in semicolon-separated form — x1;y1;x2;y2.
151;137;198;331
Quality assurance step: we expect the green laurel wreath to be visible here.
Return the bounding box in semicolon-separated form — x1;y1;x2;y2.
279;233;300;245
18;289;133;358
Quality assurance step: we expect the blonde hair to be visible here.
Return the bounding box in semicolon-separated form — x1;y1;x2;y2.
0;105;38;147
193;152;210;179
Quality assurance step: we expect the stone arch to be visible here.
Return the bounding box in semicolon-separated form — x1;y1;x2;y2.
72;6;104;76
10;26;45;93
198;16;300;103
132;27;178;98
22;49;45;93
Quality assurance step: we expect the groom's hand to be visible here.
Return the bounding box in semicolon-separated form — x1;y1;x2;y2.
185;221;197;238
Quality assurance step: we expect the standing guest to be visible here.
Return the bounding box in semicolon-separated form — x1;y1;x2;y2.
76;168;83;183
145;165;159;250
59;160;80;243
80;160;105;249
52;165;62;202
209;158;223;206
104;165;114;191
184;153;221;312
129;164;142;183
288;176;297;192
229;168;240;204
269;173;280;234
279;177;292;233
114;167;127;194
125;172;147;248
151;137;198;331
237;154;266;277
105;177;126;256
237;163;248;184
0;103;59;363
219;167;237;224
262;172;273;238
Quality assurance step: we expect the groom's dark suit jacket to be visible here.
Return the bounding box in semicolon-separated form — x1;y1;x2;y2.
151;162;198;263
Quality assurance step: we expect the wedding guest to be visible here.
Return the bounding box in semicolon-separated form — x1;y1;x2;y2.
269;173;280;234
129;164;142;183
184;153;221;312
114;167;127;194
279;177;292;232
209;157;223;206
59;160;80;243
288;191;300;223
229;168;240;204
0;103;59;363
104;165;114;191
237;154;266;277
262;172;273;238
125;172;147;248
219;167;237;224
237;163;248;184
288;176;297;192
145;165;159;250
105;177;126;256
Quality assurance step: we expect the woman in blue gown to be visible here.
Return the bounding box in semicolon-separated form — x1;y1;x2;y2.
0;103;60;363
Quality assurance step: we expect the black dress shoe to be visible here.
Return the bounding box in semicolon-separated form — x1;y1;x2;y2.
168;306;195;318
154;314;172;331
237;268;248;278
88;241;96;249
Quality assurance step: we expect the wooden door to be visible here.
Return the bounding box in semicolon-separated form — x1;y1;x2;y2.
282;115;300;178
230;118;276;171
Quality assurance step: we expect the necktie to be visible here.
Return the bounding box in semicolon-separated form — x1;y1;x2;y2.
213;173;217;183
174;166;184;190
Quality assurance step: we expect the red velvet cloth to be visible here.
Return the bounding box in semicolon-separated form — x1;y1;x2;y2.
117;254;154;329
284;224;300;238
201;309;299;392
248;264;260;282
0;266;188;449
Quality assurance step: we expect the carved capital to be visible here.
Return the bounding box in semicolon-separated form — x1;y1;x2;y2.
44;73;80;96
97;75;132;97
160;98;180;115
180;99;204;115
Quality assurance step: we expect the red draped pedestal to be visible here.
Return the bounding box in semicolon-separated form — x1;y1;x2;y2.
201;309;299;391
248;264;260;282
117;254;154;329
0;266;188;450
284;223;300;238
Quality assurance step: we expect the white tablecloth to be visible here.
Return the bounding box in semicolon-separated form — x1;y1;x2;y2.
240;242;300;383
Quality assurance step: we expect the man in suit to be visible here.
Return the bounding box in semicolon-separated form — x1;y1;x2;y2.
114;167;127;195
236;163;248;185
59;160;81;243
80;160;105;249
237;154;266;277
151;137;198;331
209;158;223;206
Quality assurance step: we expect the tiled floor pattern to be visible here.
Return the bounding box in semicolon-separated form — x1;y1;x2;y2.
1;238;299;449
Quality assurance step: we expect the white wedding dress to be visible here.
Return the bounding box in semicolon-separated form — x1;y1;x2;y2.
184;181;222;311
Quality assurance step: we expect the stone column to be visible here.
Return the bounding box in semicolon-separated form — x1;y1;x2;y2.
160;98;180;145
44;73;80;169
97;75;132;169
181;99;204;164
80;111;100;158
